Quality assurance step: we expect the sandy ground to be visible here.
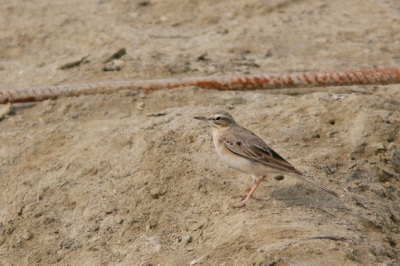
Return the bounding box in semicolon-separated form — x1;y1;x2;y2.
1;0;400;265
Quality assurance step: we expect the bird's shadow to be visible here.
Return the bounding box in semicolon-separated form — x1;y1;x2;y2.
268;186;344;210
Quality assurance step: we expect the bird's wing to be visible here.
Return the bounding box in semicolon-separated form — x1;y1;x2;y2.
220;127;300;175
220;126;340;198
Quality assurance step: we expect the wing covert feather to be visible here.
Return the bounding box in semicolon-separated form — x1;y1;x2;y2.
219;125;339;198
220;126;300;174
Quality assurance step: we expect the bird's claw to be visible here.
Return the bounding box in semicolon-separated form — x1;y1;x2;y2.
232;194;265;201
231;202;256;211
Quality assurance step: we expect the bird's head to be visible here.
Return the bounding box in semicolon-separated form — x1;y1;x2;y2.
194;110;236;130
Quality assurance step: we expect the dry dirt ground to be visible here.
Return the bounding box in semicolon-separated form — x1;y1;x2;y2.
1;0;400;265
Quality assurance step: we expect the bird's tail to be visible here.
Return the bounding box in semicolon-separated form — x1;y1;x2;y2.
293;173;340;198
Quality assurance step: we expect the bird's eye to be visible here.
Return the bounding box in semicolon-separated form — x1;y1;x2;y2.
215;116;222;121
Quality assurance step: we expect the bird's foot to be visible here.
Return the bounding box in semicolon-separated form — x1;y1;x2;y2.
232;194;265;201
231;202;256;211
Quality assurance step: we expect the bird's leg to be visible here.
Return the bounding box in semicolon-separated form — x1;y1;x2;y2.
232;175;265;201
232;176;266;210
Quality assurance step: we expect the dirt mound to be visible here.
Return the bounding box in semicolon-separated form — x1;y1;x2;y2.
0;90;399;265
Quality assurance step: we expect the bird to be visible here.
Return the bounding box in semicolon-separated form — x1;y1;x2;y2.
194;110;339;210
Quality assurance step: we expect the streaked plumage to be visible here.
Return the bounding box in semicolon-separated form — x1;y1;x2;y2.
194;110;339;209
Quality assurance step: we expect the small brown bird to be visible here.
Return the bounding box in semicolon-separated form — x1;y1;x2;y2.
194;110;339;210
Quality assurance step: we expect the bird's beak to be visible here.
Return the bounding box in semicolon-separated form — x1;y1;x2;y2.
194;116;208;122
